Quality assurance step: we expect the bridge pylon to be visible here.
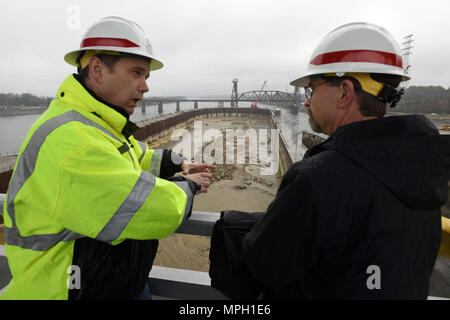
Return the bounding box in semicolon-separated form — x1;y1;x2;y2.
293;87;301;106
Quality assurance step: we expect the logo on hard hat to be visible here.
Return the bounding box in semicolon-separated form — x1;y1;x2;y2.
145;38;153;55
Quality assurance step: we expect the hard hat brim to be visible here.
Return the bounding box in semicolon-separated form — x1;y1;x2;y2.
290;67;411;88
290;76;310;88
64;49;164;71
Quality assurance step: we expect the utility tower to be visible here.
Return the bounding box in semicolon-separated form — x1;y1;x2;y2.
231;78;239;108
401;34;414;88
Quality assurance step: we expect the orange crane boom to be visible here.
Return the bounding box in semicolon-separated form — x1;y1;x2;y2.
251;80;267;108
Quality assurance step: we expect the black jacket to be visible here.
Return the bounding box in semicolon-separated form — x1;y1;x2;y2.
243;115;450;299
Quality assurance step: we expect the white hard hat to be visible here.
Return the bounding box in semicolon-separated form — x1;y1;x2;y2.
64;16;164;71
290;22;410;87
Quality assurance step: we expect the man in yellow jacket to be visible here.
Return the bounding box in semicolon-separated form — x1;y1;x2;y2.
1;16;213;300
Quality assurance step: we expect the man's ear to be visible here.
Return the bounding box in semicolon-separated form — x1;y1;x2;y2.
87;56;104;84
338;79;356;108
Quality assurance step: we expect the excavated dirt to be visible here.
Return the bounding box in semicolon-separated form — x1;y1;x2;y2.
146;116;281;272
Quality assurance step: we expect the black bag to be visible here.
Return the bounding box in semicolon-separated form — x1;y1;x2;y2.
209;210;265;299
69;238;159;300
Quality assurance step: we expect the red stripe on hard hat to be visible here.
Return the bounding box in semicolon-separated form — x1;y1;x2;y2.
81;37;139;48
310;50;403;68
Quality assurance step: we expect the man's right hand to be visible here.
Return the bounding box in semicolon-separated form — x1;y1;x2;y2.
185;172;212;194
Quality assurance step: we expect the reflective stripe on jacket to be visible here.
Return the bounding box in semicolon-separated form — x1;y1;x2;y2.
1;74;194;299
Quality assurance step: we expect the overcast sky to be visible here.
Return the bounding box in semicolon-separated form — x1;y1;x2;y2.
1;0;449;98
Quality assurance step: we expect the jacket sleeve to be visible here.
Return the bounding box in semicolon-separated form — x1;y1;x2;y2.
242;176;320;292
133;139;185;178
53;141;194;246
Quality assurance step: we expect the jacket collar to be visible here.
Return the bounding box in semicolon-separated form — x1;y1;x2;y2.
305;115;437;158
56;74;140;137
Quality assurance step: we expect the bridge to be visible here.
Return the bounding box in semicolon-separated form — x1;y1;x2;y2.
142;89;303;114
142;81;304;114
237;90;301;103
144;90;302;104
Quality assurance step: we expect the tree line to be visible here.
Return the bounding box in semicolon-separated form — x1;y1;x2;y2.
0;93;52;108
1;86;449;114
395;85;450;114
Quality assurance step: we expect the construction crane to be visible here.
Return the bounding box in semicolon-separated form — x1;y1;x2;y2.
251;80;267;108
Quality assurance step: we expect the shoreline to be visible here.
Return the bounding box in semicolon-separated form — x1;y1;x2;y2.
0;107;47;117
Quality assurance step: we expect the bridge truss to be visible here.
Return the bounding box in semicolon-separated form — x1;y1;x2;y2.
238;90;301;103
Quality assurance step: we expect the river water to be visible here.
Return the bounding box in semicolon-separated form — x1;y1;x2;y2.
0;101;315;162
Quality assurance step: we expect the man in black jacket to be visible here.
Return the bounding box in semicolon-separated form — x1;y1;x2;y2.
242;22;450;299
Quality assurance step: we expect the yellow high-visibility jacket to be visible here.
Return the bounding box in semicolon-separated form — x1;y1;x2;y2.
1;74;194;299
